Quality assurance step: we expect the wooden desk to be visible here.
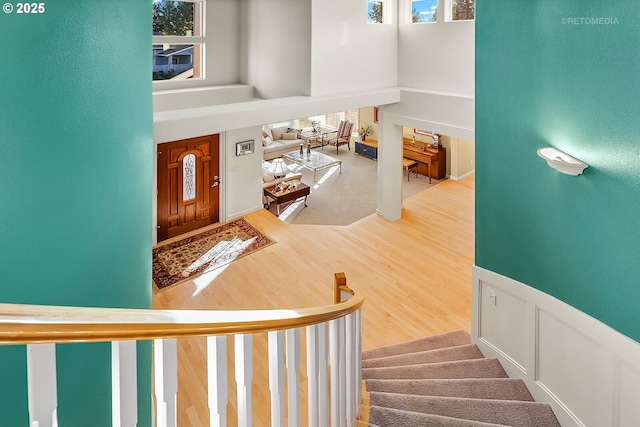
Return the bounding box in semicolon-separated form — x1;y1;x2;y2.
402;139;446;180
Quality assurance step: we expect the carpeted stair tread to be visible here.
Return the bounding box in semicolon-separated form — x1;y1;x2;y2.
363;330;470;360
369;392;560;427
362;344;483;368
363;358;508;380
368;406;511;427
365;378;534;401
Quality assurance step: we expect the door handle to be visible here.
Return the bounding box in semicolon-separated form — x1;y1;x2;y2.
211;182;219;187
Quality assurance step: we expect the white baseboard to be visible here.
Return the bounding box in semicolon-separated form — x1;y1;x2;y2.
448;170;475;181
472;266;640;427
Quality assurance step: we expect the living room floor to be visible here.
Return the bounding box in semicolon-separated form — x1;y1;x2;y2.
265;146;443;225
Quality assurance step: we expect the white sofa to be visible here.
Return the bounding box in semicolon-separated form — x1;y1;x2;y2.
262;126;307;160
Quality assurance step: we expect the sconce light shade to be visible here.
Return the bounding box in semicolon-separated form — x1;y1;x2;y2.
537;147;588;176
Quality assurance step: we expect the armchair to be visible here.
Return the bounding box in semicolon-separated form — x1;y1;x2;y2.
325;120;353;154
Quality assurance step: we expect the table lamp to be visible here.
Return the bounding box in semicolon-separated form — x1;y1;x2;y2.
266;158;289;184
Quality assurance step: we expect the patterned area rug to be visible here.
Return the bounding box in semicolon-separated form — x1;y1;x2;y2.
152;218;274;290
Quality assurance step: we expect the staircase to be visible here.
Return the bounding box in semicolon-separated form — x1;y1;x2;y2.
358;330;561;427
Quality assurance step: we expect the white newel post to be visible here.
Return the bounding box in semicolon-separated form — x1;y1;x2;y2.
285;328;301;427
154;338;178;427
27;343;58;427
329;317;346;427
112;340;138;427
207;336;227;427
234;334;253;427
268;330;285;427
306;324;320;427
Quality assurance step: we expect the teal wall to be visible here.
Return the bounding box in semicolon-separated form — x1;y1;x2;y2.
0;1;152;425
476;1;640;344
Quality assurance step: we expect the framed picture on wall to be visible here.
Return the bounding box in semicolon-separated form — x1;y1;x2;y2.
236;140;254;156
414;129;434;137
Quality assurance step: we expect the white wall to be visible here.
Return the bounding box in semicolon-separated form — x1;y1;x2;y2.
224;127;264;220
397;0;474;95
246;0;312;98
310;0;397;96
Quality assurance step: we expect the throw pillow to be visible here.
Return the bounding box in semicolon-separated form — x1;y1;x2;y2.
282;132;297;140
262;136;272;146
263;128;273;140
271;127;284;140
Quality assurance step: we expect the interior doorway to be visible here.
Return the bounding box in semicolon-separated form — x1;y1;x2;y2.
157;134;220;242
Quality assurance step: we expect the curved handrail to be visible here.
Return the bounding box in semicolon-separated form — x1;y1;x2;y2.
0;296;364;345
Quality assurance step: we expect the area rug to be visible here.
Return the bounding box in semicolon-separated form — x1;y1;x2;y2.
152;218;274;290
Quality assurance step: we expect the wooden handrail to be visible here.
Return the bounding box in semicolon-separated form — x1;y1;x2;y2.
0;296;364;345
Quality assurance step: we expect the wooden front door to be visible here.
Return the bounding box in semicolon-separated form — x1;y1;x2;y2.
157;134;220;242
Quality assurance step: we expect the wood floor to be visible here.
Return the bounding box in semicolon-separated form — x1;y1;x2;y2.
152;174;475;426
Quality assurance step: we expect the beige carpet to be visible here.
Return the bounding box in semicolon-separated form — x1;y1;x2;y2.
266;146;443;226
362;331;561;427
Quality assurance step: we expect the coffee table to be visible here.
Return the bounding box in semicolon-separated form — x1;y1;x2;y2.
263;180;310;216
283;150;342;182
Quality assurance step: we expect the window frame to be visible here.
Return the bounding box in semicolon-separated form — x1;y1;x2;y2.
410;0;438;24
152;0;206;83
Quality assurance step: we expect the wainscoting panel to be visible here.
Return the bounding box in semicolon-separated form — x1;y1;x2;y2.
478;280;528;372
536;308;602;426
472;266;640;427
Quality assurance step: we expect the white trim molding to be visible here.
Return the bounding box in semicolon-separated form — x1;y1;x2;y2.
472;266;640;427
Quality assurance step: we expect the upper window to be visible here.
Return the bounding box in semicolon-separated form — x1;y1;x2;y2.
411;0;437;23
367;1;384;24
450;0;474;21
153;0;204;81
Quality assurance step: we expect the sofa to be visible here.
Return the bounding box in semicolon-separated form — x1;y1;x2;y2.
261;161;302;204
262;126;308;160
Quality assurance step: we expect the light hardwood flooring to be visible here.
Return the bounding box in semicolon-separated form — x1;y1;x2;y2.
152;174;475;426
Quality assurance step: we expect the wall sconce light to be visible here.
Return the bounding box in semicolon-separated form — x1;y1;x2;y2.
537;147;588;176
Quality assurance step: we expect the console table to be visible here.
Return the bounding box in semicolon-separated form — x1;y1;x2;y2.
355;139;377;160
402;138;446;180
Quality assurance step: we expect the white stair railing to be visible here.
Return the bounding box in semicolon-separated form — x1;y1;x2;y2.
7;273;364;427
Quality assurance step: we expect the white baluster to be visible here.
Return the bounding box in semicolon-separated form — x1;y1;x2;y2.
268;330;285;427
285;328;300;427
346;313;355;427
318;322;329;427
112;341;137;427
356;308;362;419
27;344;57;427
207;336;227;427
306;324;319;427
338;317;347;427
329;319;341;427
154;338;177;427
234;334;252;427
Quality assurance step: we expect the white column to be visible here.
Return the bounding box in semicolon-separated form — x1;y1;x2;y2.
27;344;57;427
356;308;363;418
112;340;138;427
234;334;253;427
207;336;227;427
346;313;355;427
285;328;301;427
268;330;285;427
377;121;403;221
154;338;177;427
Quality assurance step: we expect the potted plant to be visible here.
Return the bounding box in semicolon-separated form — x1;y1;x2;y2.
359;126;371;141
